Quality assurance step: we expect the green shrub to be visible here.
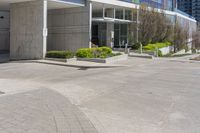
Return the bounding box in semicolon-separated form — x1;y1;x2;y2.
158;50;163;57
131;42;140;50
75;48;93;58
99;47;112;54
143;42;172;51
46;51;74;59
76;47;115;58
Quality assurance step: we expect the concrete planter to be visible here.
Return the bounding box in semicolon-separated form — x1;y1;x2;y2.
77;54;128;63
45;58;76;63
159;46;174;55
128;53;153;59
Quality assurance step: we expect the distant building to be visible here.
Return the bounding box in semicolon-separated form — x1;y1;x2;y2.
124;0;175;11
192;0;200;22
177;0;192;16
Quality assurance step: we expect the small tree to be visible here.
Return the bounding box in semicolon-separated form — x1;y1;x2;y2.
192;31;200;50
136;5;173;45
173;22;189;52
130;4;192;53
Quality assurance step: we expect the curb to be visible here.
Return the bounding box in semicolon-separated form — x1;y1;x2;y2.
33;60;126;69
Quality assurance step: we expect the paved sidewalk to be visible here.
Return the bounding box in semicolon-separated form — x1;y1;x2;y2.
0;89;98;133
1;58;200;133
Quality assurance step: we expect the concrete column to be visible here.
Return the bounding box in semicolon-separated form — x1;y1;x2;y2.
10;0;47;60
106;23;114;47
88;1;92;48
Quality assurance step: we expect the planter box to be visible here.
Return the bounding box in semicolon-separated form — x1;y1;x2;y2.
159;46;174;55
77;54;128;63
45;58;76;63
172;49;186;56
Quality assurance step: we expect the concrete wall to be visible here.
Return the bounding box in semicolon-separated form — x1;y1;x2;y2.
159;46;174;55
47;3;91;52
10;0;47;59
0;11;10;51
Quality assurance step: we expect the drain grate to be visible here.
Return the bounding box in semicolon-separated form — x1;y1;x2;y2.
0;91;5;95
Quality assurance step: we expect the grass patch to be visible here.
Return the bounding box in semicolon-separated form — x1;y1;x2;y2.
143;42;172;51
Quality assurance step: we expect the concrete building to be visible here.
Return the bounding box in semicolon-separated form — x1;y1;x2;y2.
0;0;197;60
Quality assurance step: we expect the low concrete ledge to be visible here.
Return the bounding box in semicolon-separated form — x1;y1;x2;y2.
0;54;10;63
45;58;76;63
128;53;154;59
77;54;128;63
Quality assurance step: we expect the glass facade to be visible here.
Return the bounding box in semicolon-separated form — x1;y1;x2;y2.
192;0;200;22
120;0;174;11
177;0;192;15
178;0;200;22
114;24;128;47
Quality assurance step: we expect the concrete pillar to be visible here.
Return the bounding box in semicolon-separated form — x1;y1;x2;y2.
88;1;92;48
10;0;47;60
106;23;114;47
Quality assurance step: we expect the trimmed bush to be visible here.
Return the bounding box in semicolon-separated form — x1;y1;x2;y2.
99;47;112;54
75;48;93;58
158;50;163;57
46;51;74;59
76;47;119;59
131;42;140;50
143;42;172;51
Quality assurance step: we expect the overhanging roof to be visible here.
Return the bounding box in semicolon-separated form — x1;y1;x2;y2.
0;0;84;10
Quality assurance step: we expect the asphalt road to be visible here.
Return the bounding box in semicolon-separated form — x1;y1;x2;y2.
0;57;200;133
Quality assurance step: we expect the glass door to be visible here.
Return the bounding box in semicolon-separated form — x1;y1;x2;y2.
114;23;128;48
120;24;128;48
114;24;120;48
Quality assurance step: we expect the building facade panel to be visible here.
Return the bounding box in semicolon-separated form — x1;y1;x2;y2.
47;2;91;52
10;0;47;59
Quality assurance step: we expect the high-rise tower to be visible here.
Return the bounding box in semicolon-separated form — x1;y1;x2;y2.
177;0;192;15
192;0;200;22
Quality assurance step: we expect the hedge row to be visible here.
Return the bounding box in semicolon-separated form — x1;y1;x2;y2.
143;42;172;51
46;47;121;59
46;51;74;59
76;47;113;58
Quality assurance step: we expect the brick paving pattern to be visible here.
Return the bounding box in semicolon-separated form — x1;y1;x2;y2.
0;89;98;133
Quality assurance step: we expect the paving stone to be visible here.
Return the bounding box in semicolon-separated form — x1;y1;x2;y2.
0;89;98;133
